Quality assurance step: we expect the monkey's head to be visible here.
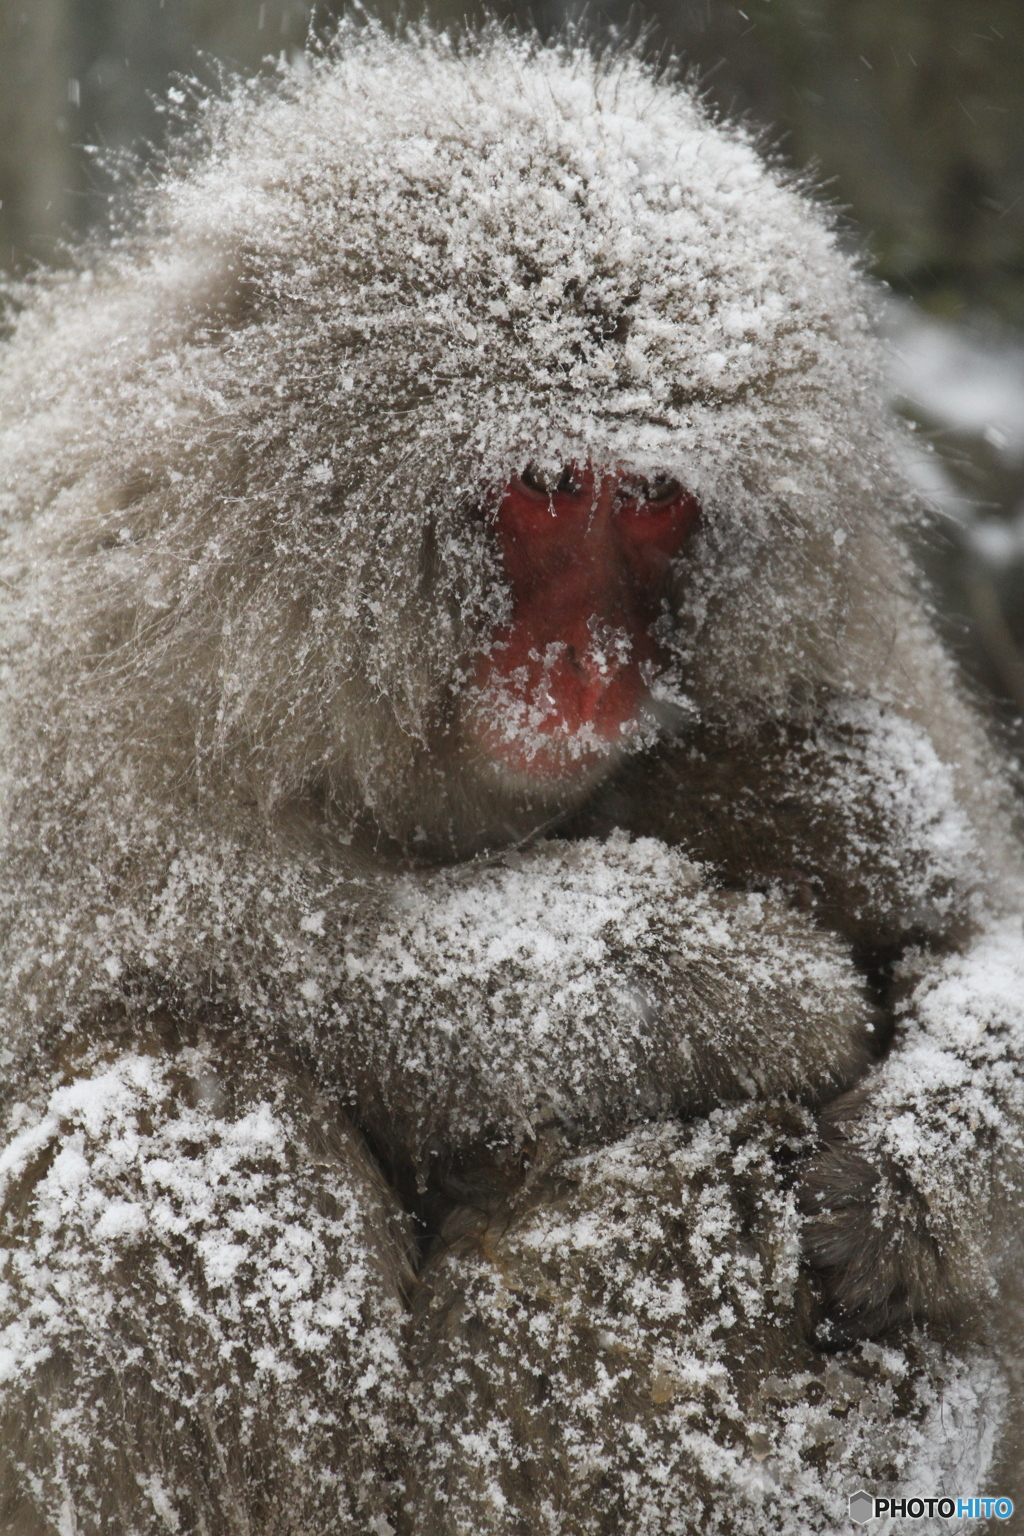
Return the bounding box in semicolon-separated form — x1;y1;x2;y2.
0;23;910;866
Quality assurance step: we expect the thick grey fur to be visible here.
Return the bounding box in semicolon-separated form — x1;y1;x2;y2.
1;21;1022;1534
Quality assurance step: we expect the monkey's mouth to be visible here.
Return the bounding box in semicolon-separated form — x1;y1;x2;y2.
469;627;660;784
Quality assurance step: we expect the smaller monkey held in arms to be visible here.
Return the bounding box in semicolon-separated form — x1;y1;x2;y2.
1;22;1023;1535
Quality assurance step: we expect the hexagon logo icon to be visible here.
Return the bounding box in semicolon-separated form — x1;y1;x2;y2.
848;1490;874;1524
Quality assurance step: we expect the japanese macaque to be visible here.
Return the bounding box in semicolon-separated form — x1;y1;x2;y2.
0;21;1022;1536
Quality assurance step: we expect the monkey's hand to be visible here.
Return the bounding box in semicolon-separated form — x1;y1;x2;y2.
800;920;1024;1340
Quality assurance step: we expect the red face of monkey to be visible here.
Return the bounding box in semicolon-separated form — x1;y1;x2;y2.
472;464;700;783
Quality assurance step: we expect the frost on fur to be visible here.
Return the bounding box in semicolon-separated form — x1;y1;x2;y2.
411;1112;1006;1535
1;20;1023;1536
0;1042;413;1534
0;22;913;869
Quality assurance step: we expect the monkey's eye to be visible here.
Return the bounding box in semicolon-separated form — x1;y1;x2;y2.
520;463;583;497
639;475;683;505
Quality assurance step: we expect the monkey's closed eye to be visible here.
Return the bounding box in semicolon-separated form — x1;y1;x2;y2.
645;475;683;504
520;463;583;497
627;475;683;506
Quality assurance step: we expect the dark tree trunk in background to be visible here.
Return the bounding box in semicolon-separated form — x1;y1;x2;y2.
0;0;78;271
0;0;320;269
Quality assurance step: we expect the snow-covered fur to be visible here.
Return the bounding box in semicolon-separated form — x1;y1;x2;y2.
1;22;1023;1534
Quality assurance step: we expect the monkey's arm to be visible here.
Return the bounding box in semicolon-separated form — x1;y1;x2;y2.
799;924;1024;1336
582;695;1024;1336
573;695;983;965
318;834;875;1193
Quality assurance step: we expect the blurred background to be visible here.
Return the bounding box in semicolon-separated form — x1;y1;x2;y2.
2;0;1024;735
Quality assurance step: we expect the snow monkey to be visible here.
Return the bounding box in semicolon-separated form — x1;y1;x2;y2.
1;21;1023;1536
